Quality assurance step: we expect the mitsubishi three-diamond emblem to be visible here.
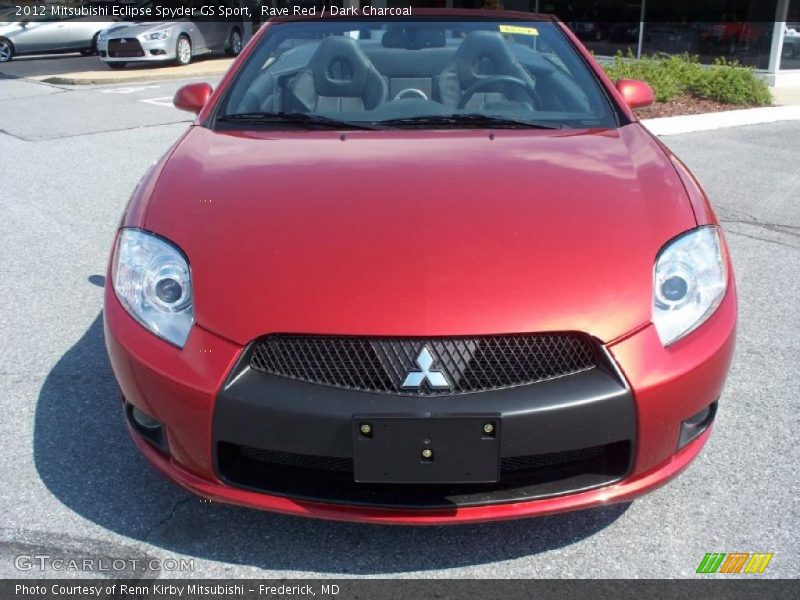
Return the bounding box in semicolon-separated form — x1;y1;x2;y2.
401;346;451;390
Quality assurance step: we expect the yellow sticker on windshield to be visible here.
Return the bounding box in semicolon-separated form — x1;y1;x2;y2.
499;25;539;36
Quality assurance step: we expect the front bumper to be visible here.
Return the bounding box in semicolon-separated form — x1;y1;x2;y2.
98;36;176;63
104;281;736;524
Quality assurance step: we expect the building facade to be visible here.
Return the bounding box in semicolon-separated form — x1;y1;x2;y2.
343;0;800;85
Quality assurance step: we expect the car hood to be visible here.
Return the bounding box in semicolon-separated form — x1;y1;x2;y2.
143;124;696;345
104;21;173;37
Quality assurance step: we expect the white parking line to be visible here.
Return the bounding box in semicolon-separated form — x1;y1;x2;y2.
100;85;161;94
139;96;175;107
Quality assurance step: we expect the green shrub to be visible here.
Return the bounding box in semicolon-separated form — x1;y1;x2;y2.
689;58;773;106
602;52;771;107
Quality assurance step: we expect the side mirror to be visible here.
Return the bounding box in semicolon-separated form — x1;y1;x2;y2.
173;82;213;114
615;78;654;109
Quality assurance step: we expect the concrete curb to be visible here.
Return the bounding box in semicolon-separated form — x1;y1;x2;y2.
40;73;210;85
641;105;800;136
36;60;233;86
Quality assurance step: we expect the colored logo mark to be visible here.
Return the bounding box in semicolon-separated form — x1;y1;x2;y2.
697;553;773;574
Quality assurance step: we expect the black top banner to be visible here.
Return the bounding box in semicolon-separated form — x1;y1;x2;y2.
0;0;790;24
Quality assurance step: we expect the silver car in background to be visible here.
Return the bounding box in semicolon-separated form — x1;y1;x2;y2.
0;14;112;62
97;14;243;69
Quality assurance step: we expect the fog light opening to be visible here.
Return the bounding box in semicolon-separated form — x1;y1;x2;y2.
125;402;169;454
131;405;160;430
678;400;718;449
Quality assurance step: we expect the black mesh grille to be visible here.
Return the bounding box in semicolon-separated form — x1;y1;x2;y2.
236;445;605;476
219;441;631;507
500;446;605;472
108;38;144;58
239;446;353;473
249;334;599;395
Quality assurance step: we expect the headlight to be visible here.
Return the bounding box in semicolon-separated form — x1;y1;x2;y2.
145;30;170;40
653;226;728;346
113;229;194;348
98;32;107;41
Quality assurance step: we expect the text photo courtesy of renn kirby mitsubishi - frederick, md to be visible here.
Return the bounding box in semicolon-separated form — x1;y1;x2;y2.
0;0;798;598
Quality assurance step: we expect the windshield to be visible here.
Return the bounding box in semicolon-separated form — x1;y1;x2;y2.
215;18;618;130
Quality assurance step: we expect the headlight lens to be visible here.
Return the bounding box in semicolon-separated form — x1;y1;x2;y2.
653;226;728;346
113;229;194;347
145;30;170;40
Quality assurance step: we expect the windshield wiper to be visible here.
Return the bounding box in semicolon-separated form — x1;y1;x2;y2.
376;114;563;130
216;112;378;130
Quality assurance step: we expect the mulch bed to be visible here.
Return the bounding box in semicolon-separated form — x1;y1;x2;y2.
633;94;748;118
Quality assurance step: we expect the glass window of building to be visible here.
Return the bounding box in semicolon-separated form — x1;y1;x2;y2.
641;0;777;69
539;1;643;57
781;0;800;69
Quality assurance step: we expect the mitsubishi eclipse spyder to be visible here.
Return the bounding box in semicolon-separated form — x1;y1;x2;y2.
104;10;737;524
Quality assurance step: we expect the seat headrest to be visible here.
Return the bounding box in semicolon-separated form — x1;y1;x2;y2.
309;36;373;97
452;31;524;88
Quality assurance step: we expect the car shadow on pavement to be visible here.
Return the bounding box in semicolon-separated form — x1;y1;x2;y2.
34;312;630;575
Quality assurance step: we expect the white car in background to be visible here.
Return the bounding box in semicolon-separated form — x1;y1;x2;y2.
97;18;243;69
0;14;111;62
97;0;244;70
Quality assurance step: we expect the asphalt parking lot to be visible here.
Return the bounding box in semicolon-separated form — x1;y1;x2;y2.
0;53;234;85
0;70;798;579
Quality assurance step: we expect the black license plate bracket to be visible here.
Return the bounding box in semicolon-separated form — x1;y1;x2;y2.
352;415;501;484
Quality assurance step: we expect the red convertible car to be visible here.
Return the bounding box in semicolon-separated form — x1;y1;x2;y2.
105;10;736;524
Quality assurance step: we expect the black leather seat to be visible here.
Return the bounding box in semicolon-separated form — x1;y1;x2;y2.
437;31;536;110
289;36;387;112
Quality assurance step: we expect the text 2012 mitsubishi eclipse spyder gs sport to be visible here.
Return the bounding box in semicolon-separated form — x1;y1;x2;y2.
104;10;736;525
